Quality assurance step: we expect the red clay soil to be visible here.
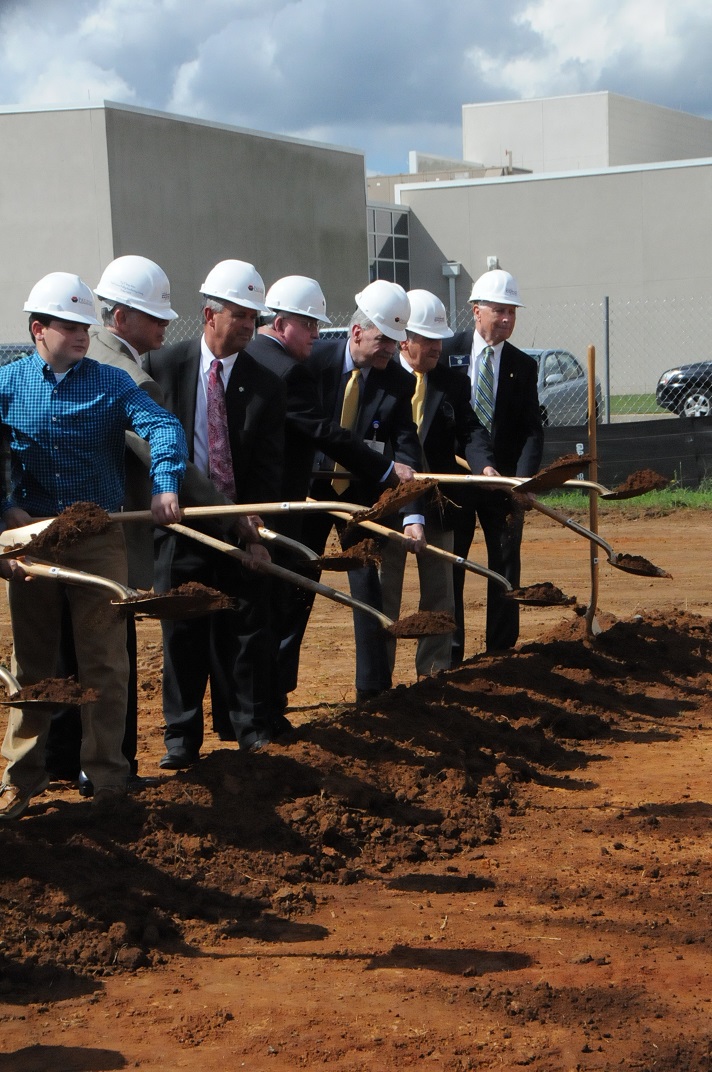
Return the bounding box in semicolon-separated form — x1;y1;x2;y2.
0;507;710;1071
609;468;669;497
316;538;383;570
4;678;99;705
507;581;576;605
388;610;456;637
21;502;112;557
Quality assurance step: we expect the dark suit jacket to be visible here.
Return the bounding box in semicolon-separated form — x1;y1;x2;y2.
307;339;423;507
145;338;285;506
245;333;390;502
440;332;543;477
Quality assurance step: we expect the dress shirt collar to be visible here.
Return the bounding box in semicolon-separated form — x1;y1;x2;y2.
200;335;239;379
109;332;141;364
344;339;370;381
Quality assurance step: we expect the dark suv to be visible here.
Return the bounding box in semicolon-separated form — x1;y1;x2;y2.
656;361;712;417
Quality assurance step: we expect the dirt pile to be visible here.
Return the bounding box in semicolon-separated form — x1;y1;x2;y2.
1;607;709;993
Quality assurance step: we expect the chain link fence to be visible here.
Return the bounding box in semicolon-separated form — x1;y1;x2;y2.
5;294;711;428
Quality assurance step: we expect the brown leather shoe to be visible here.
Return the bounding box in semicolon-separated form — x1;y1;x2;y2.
0;776;50;821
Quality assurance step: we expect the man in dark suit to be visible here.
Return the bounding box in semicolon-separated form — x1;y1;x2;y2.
379;289;483;677
301;281;425;702
145;259;286;766
440;269;543;658
245;275;416;715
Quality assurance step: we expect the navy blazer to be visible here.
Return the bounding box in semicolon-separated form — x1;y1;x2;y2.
440;332;543;477
245;333;390;502
307;339;423;507
145;338;286;506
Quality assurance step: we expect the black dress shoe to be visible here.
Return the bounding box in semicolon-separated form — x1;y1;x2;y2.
270;715;294;740
159;751;198;770
355;688;385;703
78;770;93;798
127;774;159;791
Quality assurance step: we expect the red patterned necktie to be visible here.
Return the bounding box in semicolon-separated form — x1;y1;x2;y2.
207;358;236;499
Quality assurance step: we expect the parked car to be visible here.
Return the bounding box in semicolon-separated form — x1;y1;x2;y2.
656;361;712;417
523;348;602;427
0;342;33;367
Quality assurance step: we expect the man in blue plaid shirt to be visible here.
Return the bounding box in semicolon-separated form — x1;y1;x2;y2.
0;271;187;820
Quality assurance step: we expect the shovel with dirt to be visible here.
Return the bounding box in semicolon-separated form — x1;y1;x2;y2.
321;506;575;607
0;666;99;711
164;522;454;639
0;488;432;560
15;558;234;619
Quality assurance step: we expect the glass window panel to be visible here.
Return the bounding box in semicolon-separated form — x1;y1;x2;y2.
376;261;395;282
376;236;394;258
395;262;410;289
375;209;393;234
394;212;409;236
394;236;409;260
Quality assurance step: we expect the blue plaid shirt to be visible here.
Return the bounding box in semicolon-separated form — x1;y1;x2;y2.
0;350;187;516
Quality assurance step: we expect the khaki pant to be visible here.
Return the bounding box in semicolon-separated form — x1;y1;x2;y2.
2;527;130;792
379;521;455;678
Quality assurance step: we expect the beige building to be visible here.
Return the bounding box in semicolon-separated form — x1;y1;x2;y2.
0;101;368;341
461;91;712;175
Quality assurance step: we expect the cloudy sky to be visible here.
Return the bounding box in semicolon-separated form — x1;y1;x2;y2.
1;0;711;173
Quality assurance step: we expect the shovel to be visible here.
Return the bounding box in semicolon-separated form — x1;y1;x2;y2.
0;495;425;560
164;523;454;639
257;525;379;571
452;457;671;578
321;507;573;607
521;499;671;577
15;558;233;618
0;665;99;711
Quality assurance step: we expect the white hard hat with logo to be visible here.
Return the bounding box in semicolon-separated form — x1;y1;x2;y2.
24;272;100;325
200;259;268;313
406;289;454;339
265;275;331;324
468;269;524;307
355;280;411;342
95;255;178;320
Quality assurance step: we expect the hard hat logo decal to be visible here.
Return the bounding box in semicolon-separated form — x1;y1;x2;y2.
248;284;254;291
71;296;79;303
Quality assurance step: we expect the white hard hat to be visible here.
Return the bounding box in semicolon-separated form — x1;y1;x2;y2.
355;280;411;342
265;275;331;324
406;289;453;339
468;269;524;307
200;259;268;312
95;255;178;320
24;272;99;325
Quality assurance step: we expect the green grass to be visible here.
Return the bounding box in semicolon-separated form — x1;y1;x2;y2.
541;479;712;512
609;393;658;415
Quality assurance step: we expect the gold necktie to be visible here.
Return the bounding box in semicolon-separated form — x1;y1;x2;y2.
411;370;426;430
332;368;361;492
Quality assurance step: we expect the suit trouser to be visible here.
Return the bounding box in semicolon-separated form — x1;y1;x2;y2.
379;519;454;677
2;528;130;792
154;531;273;752
451;488;523;659
280;509;393;696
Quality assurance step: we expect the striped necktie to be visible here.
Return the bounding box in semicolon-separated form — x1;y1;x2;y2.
474;345;495;432
332;368;361;492
411;371;426;431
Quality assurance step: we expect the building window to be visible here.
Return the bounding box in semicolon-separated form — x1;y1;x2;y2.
368;207;410;289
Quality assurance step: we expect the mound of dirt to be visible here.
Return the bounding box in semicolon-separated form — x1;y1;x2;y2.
1;608;710;989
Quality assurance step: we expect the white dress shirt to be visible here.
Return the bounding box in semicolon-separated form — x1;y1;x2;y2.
193;336;239;476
